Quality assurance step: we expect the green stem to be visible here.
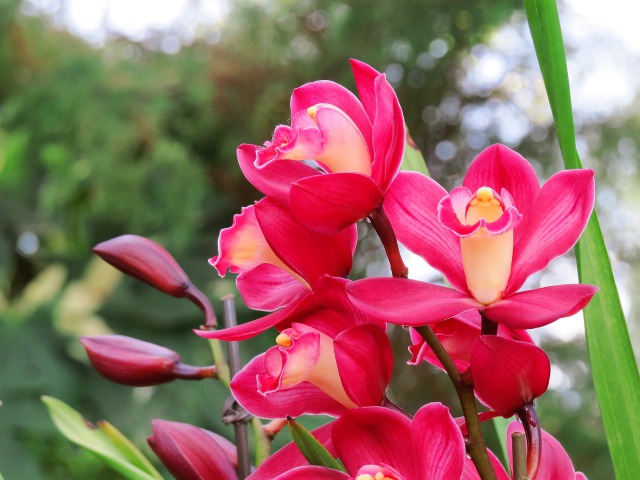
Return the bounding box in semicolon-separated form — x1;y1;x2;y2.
368;206;408;278
511;432;527;480
415;325;497;480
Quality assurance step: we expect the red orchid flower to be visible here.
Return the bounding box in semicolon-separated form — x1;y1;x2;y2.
260;403;468;480
347;144;598;330
237;59;405;235
462;422;588;479
231;323;393;418
195;197;381;341
408;310;532;373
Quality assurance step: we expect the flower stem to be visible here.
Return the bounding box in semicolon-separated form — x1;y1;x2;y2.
511;432;528;480
415;325;497;480
222;295;252;480
368;206;408;278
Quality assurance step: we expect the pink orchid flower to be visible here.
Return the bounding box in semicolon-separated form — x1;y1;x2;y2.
260;403;471;480
196;197;382;341
462;423;588;479
237;59;405;235
231;323;393;418
347;144;598;330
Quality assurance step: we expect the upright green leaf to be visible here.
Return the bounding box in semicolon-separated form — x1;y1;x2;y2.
400;129;430;176
524;1;640;477
287;417;345;472
42;396;164;480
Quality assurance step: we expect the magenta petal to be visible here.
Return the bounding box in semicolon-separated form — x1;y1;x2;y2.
236;264;310;311
255;197;354;284
369;73;405;191
148;420;238;480
347;278;481;326
334;325;392;407
290;79;373;155
289;173;384;234
231;354;347;419
462;144;540;230
507;423;580;480
506;169;595;294
471;336;550;417
237;143;320;202
412;403;465;479
332;406;414;477
483;284;598;329
194;293;318;341
385;172;468;293
274;466;351;480
249;422;336;480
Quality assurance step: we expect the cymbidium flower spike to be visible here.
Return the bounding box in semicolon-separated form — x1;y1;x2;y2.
347;144;598;330
148;420;238;480
81;335;217;387
93;234;216;326
237;59;405;234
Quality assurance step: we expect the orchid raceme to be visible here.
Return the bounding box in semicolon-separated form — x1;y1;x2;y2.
231;323;393;418
260;403;466;480
237;59;405;235
347;144;598;330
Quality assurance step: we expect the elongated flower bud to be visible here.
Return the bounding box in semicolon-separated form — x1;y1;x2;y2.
81;335;217;386
148;420;238;480
93;235;216;326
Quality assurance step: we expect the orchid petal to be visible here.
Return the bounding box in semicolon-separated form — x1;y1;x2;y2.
385;172;468;293
412;403;465;479
289;173;383;234
273;466;351;480
483;284;598;329
248;422;336;480
236;264;309;311
194;293;318;341
231;354;347;419
471;336;550;417
507;423;580;480
237;143;320;202
332;406;414;478
347;278;481;326
506;169;595;294
255;197;354;284
334;324;392;407
291;79;373;157
462;144;540;237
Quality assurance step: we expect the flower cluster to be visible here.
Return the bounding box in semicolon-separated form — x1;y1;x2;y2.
84;59;595;479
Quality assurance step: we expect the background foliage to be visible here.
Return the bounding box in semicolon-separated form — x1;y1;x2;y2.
1;0;638;478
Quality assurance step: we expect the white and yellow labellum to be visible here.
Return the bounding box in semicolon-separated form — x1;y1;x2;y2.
460;187;513;305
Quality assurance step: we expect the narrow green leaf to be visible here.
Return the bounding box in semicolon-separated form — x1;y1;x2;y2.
524;1;640;477
287;417;345;472
400;129;430;176
491;416;510;469
42;396;164;480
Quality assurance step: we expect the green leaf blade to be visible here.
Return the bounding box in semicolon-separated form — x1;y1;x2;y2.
42;396;164;480
287;417;345;472
524;0;640;477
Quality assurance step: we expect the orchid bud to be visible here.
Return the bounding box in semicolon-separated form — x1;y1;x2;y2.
81;335;217;387
148;420;238;480
93;235;216;326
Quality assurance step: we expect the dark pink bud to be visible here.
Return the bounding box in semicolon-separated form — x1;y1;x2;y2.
148;420;238;480
470;335;550;417
81;335;217;387
93;235;216;326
